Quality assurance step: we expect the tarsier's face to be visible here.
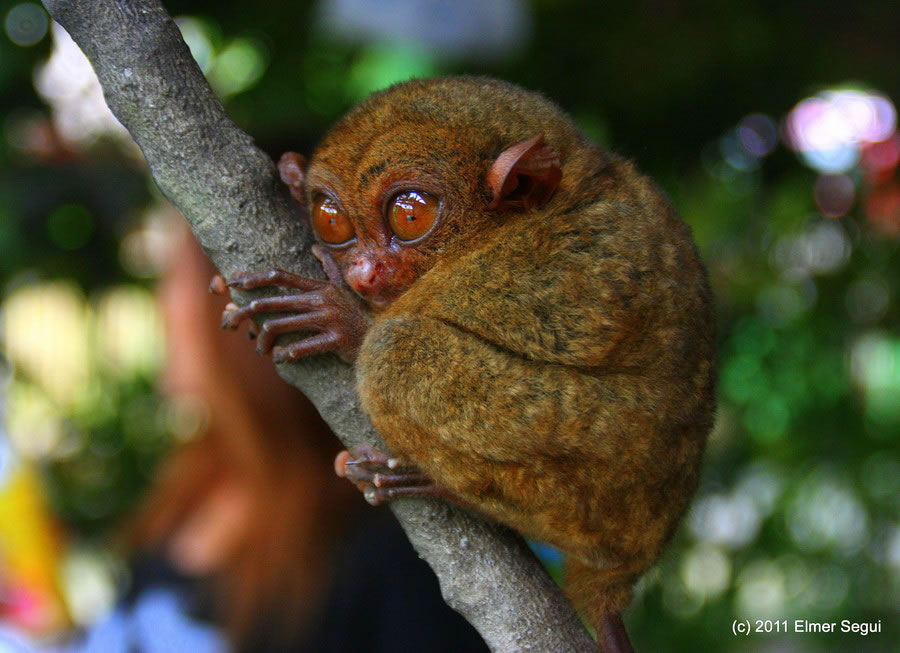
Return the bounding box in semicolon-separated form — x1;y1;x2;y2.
281;79;568;312
303;129;488;312
304;168;440;310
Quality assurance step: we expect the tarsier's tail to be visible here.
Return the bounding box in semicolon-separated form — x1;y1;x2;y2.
564;557;637;653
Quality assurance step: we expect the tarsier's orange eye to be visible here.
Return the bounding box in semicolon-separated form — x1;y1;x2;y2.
312;194;354;244
388;191;439;241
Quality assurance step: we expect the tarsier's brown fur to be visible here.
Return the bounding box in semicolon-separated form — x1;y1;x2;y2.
236;77;716;641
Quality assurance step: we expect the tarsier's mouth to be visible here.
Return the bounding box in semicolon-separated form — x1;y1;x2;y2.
352;280;407;312
362;293;397;313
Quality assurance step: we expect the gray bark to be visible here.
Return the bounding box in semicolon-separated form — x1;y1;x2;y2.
39;1;597;650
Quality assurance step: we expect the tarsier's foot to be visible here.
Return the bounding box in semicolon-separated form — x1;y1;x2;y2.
334;445;443;506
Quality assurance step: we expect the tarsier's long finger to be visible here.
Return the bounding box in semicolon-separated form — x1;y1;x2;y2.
344;457;417;473
311;244;344;287
271;332;340;363
342;463;431;488
219;294;324;331
256;311;329;353
363;483;441;506
227;269;324;292
217;304;259;339
220;306;246;331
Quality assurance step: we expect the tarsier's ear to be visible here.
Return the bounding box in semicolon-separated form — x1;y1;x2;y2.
278;152;307;204
486;133;561;210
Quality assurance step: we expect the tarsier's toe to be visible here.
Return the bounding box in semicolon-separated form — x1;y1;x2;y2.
363;487;383;506
334;450;353;478
363;484;441;506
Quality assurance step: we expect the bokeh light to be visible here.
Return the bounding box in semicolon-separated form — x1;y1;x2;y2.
737;113;778;158
845;277;890;324
208;37;267;98
680;545;731;601
689;491;761;549
755;282;816;328
719;129;760;172
859;451;899;503
59;547;120;626
2;282;91;410
175;17;215;74
784;89;897;174
318;0;530;60
118;209;178;279
1;281;165;462
787;470;868;555
735;559;786;619
814;174;855;218
33;23;130;147
346;43;438;100
770;220;851;280
850;332;900;425
175;16;268;98
886;527;900;570
865;182;900;237
4;3;48;47
94;286;164;380
5;382;64;458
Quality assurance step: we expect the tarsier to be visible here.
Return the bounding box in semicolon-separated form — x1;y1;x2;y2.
214;77;716;652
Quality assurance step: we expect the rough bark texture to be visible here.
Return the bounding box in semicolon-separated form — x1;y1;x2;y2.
39;1;597;650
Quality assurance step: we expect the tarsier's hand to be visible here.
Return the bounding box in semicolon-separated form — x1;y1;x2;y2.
212;246;371;364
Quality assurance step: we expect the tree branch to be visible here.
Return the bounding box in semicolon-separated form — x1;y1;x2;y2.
39;1;596;650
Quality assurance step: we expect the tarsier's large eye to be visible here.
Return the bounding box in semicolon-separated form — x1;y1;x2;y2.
312;194;354;244
388;190;439;241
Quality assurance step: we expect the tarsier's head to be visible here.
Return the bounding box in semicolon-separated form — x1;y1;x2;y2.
279;77;585;311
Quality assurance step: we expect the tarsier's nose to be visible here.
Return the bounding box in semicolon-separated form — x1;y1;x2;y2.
345;258;382;295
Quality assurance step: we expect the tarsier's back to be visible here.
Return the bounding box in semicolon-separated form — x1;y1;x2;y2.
351;78;717;629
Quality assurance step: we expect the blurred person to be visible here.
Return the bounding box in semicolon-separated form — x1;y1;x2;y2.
70;220;487;652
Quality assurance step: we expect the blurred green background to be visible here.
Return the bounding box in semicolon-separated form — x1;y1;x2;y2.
0;0;897;650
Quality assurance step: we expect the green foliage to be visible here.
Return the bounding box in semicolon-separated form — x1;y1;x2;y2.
40;375;172;535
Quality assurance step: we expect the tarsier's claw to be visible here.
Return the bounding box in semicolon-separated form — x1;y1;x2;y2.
209;275;228;295
220;304;242;330
271;346;289;363
334;450;353;478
